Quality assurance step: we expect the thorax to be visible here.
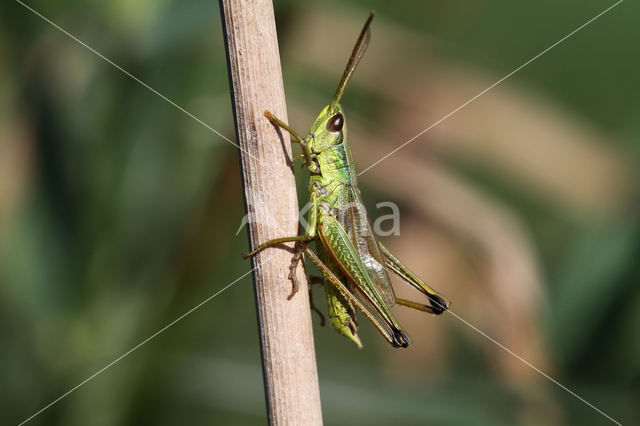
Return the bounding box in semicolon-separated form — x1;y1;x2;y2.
309;143;357;203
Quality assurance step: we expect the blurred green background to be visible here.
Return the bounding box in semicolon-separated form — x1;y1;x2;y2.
1;0;638;425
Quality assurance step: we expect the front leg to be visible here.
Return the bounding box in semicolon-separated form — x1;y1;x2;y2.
264;111;319;173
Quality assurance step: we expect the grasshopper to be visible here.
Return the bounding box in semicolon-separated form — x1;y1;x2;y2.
244;12;450;348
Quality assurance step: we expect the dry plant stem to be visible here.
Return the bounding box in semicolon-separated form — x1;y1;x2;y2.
219;1;322;424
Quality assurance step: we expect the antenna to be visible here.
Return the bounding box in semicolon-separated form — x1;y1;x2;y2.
330;12;374;107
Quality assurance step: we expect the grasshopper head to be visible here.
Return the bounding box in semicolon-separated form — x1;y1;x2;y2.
307;12;373;153
308;104;346;152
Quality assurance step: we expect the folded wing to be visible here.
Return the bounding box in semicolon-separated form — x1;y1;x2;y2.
336;185;396;308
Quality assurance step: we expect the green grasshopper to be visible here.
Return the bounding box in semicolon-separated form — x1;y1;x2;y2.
244;12;450;348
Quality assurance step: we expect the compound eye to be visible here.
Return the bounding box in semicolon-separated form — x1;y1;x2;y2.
325;113;344;132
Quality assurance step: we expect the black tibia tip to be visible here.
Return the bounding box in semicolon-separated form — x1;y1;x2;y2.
326;113;344;132
427;294;450;315
391;329;410;348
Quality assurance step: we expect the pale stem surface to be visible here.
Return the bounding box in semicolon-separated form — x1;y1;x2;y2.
219;0;323;424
